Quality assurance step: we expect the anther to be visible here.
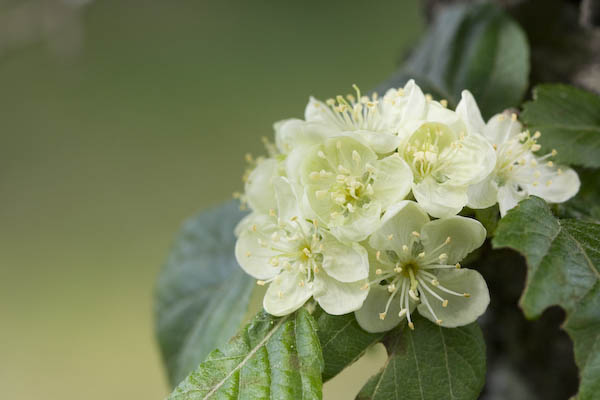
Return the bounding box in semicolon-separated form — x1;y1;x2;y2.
379;312;387;320
445;236;451;244
431;279;439;286
547;161;554;167
402;245;409;253
439;253;448;262
440;99;448;108
246;251;252;257
511;113;517;121
352;150;361;163
463;293;471;298
551;149;558;156
269;209;276;217
361;283;370;290
317;150;326;159
251;224;257;232
531;144;541;151
436;319;443;325
442;300;448;307
408;322;415;330
257;280;266;286
455;263;461;269
309;171;320;180
534;131;541;139
412;231;420;237
387;234;394;240
394;264;403;273
425;94;433;102
299;280;305;287
375;268;383;275
376;251;382;261
398;309;407;317
278;291;283;298
418;252;426;258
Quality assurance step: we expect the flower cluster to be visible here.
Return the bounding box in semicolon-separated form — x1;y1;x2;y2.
234;80;579;332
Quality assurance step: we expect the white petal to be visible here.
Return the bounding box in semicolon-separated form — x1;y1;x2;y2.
412;178;468;218
420;216;486;264
245;158;280;214
483;111;522;146
417;269;489;328
424;102;462;132
369;200;429;254
524;166;580;204
357;130;402;154
354;285;404;333
321;235;369;282
263;270;313;316
354;285;415;333
467;175;499;209
443;133;496;186
305;96;335;124
273;176;302;222
455;90;485;135
498;184;526;217
330;202;382;242
275;119;335;154
371;155;413;209
401;80;427;122
313;273;368;315
234;223;280;280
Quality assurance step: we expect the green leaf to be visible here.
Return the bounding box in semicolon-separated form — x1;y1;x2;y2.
314;309;384;381
556;168;600;222
521;84;600;168
493;196;600;399
168;309;324;400
379;2;529;119
356;316;486;400
155;201;256;386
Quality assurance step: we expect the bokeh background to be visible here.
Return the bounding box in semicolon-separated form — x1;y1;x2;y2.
0;1;422;398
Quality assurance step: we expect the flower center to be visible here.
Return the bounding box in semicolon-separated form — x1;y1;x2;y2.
314;85;385;132
254;218;324;292
364;233;470;330
310;144;376;220
403;122;461;183
494;126;558;188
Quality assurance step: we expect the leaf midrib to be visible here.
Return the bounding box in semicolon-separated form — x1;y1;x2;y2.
201;316;289;400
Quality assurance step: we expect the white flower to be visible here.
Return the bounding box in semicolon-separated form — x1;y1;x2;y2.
355;201;489;333
243;157;283;214
466;109;581;216
297;135;413;242
398;90;496;218
304;85;408;154
235;176;369;316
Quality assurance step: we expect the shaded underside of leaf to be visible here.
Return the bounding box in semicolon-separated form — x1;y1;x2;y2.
357;315;486;400
155;201;256;386
168;309;324;400
377;2;529;119
493;196;600;399
314;309;384;381
521;84;600;168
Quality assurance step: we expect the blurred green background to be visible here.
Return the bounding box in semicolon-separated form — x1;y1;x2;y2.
0;1;422;398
